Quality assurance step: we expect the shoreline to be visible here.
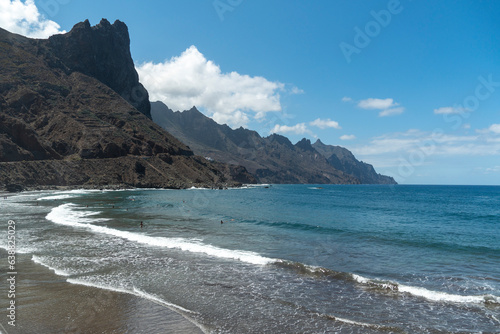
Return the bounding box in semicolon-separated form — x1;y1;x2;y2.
1;181;247;193
0;251;204;334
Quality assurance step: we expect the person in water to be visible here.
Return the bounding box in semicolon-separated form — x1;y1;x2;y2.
140;221;143;229
221;220;224;224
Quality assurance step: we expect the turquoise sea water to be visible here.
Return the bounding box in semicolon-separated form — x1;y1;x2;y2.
1;185;499;333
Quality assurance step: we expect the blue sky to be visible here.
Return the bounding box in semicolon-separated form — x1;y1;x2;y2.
1;0;500;185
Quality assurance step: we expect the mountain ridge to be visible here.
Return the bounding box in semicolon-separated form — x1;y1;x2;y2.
151;101;396;184
312;139;396;184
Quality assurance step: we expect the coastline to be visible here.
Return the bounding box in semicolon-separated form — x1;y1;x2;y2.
0;251;204;334
0;181;247;193
1;183;205;193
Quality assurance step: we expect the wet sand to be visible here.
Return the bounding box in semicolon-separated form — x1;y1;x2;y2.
0;252;203;334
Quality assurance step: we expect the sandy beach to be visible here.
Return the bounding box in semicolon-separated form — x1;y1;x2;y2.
0;251;203;334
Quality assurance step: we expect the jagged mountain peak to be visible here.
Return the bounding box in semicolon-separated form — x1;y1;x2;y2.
151;101;396;185
151;102;358;184
295;138;315;151
45;19;151;119
311;140;396;184
314;139;324;145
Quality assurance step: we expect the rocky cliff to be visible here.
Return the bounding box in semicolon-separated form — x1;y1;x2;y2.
151;101;396;185
0;20;254;191
151;102;361;184
312;139;396;184
45;19;151;119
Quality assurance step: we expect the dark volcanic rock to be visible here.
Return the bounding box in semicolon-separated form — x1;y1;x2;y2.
312;139;397;184
294;138;315;152
151;101;396;185
5;184;24;192
151;101;360;184
0;156;241;190
0;22;248;190
45;19;151;119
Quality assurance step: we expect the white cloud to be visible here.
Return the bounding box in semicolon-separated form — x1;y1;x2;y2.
488;124;500;134
213;110;249;128
0;0;64;38
341;96;352;102
434;106;467;115
357;98;404;117
358;98;398;110
476;123;500;135
379;107;405;117
270;123;311;135
310;118;341;129
485;166;500;173
136;45;287;128
340;134;356;141
291;86;304;95
354;129;498;160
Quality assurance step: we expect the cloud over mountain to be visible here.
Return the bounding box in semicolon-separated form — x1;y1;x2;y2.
136;45;287;128
310;118;341;129
0;0;64;38
270;123;311;135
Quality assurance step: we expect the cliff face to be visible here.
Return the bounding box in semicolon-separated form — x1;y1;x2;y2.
151;101;397;185
151;102;360;184
44;19;151;119
312;140;397;185
0;21;253;190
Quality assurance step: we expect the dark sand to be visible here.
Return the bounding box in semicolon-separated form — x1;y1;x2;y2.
0;252;203;334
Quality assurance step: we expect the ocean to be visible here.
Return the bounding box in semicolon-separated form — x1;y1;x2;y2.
1;185;499;333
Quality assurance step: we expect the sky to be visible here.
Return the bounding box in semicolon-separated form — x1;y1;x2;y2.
1;0;500;185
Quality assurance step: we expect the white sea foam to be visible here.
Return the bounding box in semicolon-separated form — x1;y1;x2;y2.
352;273;500;305
317;312;400;331
398;284;500;305
332;316;386;329
132;287;197;314
351;274;370;284
46;203;109;225
46;204;274;265
32;255;72;276
37;189;105;201
66;279;198;315
37;194;78;201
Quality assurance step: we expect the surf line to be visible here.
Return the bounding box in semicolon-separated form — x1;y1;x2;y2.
351;274;500;306
46;203;275;266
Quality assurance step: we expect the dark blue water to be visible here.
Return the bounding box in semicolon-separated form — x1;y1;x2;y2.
1;185;499;333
